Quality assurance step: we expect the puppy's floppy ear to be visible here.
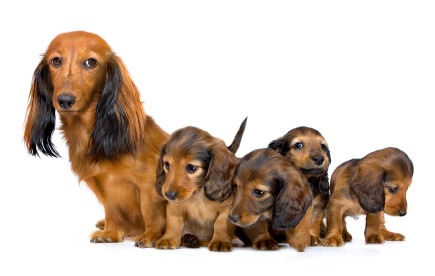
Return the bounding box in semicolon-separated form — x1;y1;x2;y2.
155;144;167;197
272;170;313;230
23;59;60;158
89;56;145;160
350;165;385;213
318;173;330;194
204;143;235;202
268;138;290;155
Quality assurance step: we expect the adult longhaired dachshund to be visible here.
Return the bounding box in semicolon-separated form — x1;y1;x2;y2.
268;126;331;245
322;147;414;247
154;118;249;251
23;31;169;247
229;148;313;252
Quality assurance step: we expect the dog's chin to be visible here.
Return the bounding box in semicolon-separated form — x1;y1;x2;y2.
301;168;325;176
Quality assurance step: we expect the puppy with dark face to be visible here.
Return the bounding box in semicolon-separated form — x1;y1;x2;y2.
322;147;414;246
229;148;313;252
155;118;256;251
268;126;331;245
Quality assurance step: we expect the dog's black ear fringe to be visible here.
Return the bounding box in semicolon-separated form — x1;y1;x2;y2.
89;58;133;160
28;62;60;158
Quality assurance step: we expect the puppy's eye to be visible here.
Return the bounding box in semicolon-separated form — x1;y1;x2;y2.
164;161;170;170
294;142;303;149
321;144;328;152
388;187;398;194
84;58;98;68
186;164;197;173
51;57;62;67
253;189;265;198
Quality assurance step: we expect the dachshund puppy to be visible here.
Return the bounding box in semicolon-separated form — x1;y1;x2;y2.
229;148;313;252
268;126;331;245
23;31;168;247
154;118;248;251
322;147;414;246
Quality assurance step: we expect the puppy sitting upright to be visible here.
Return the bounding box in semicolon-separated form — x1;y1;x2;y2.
268;126;331;245
154;118;246;251
322;147;414;247
230;148;313;252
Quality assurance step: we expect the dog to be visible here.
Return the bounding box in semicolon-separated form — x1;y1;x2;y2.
23;31;169;247
154;118;249;251
322;147;414;246
268;126;331;245
229;148;313;252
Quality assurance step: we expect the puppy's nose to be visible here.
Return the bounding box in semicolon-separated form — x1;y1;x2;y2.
312;156;324;166
165;191;177;201
57;93;76;110
399;210;407;216
229;214;240;223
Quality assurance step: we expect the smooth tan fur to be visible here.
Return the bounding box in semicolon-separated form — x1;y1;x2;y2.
322;147;414;246
268;126;331;245
23;31;168;246
230;148;313;252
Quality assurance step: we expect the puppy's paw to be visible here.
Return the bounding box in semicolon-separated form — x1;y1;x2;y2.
322;236;344;247
342;230;353;242
90;230;122;243
310;235;321;246
252;238;279;250
288;237;310;252
154;238;180;249
135;232;162;248
181;233;201;248
381;229;405;241
208;241;232;252
365;234;385;244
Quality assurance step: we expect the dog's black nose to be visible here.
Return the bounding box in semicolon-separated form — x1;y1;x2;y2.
312;156;324;166
399;210;407;216
57;93;76;110
165;191;177;200
229;214;240;223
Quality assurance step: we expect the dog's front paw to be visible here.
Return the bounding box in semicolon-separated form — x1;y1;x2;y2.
154;238;180;249
288;236;310;252
322;236;344;247
208;241;232;252
365;234;385;244
90;230;122;243
252;238;279;250
381;229;405;241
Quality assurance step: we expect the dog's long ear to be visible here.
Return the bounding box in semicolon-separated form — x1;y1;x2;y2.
272;169;312;230
268;138;290;155
89;56;146;160
23;59;60;158
204;142;235;202
155;144;167;197
350;165;385;213
227;117;247;154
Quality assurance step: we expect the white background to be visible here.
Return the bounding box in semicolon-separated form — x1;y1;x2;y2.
1;1;434;275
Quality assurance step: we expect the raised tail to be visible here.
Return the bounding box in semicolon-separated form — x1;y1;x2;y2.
227;116;248;153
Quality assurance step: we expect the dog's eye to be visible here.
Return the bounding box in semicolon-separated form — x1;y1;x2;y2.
51;57;62;67
321;144;328;152
164;161;170;171
388;187;398;194
253;189;265;198
294;142;303;149
84;58;98;68
186;164;197;173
